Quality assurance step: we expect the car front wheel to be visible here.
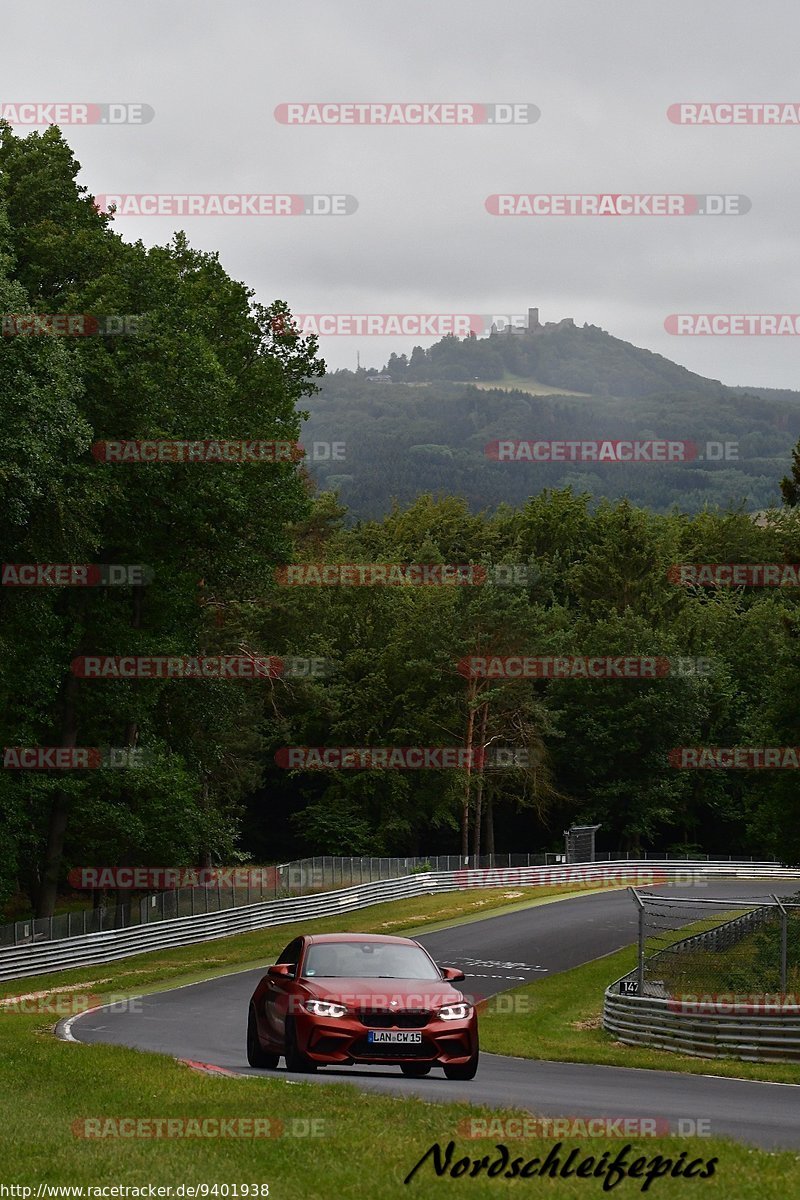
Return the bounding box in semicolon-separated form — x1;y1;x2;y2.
246;1006;279;1069
283;1017;318;1073
443;1049;479;1081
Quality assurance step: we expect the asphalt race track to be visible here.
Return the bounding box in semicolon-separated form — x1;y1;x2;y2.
61;882;800;1150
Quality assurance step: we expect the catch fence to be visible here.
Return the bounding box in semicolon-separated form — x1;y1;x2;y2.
4;849;756;949
604;888;800;1062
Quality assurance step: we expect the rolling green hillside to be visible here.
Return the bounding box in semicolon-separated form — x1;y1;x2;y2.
304;324;800;519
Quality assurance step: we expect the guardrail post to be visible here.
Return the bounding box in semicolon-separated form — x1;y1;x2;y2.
773;894;788;993
630;888;645;993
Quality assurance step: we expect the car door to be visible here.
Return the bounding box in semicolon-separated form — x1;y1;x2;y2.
263;936;304;1043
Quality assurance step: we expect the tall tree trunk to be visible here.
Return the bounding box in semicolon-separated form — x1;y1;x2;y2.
461;686;476;857
36;580;145;919
485;795;495;859
35;673;79;918
199;778;212;869
471;703;489;861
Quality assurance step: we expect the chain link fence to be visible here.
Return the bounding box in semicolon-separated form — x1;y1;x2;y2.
1;852;555;947
630;889;800;999
0;850;774;950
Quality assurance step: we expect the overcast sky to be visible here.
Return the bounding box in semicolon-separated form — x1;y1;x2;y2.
3;1;799;386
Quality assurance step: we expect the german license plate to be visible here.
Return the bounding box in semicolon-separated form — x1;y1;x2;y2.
367;1030;422;1044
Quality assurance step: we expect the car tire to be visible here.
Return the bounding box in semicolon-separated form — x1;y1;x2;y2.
246;1006;279;1069
443;1049;479;1081
284;1017;318;1073
400;1063;432;1077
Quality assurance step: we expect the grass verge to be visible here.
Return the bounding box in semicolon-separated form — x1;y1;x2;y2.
471;376;590;397
480;942;800;1084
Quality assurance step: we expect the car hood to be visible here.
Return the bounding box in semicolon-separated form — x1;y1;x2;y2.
302;977;465;1009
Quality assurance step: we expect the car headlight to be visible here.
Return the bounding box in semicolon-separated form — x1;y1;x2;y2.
304;999;348;1018
437;1002;473;1021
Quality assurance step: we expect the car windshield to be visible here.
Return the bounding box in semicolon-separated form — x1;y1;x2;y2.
302;941;441;980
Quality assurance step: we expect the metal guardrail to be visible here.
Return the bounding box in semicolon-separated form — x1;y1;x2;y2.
2;859;799;984
603;988;800;1062
604;893;800;1063
2;853;574;949
7;849;761;950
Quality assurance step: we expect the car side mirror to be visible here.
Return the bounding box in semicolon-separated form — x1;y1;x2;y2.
267;963;294;979
441;966;466;982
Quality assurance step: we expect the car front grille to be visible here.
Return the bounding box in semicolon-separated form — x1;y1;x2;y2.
357;1008;432;1028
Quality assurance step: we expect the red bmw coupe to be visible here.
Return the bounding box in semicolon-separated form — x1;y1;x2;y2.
247;932;478;1079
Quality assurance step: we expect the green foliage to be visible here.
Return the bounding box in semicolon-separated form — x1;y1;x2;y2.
0;125;322;914
7;123;800;920
305;367;797;521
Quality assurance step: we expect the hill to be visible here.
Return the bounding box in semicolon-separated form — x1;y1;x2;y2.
381;316;726;398
302;318;800;520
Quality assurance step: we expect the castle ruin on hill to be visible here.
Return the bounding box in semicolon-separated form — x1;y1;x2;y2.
490;308;576;336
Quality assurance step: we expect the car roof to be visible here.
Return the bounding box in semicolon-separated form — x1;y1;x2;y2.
303;933;419;946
